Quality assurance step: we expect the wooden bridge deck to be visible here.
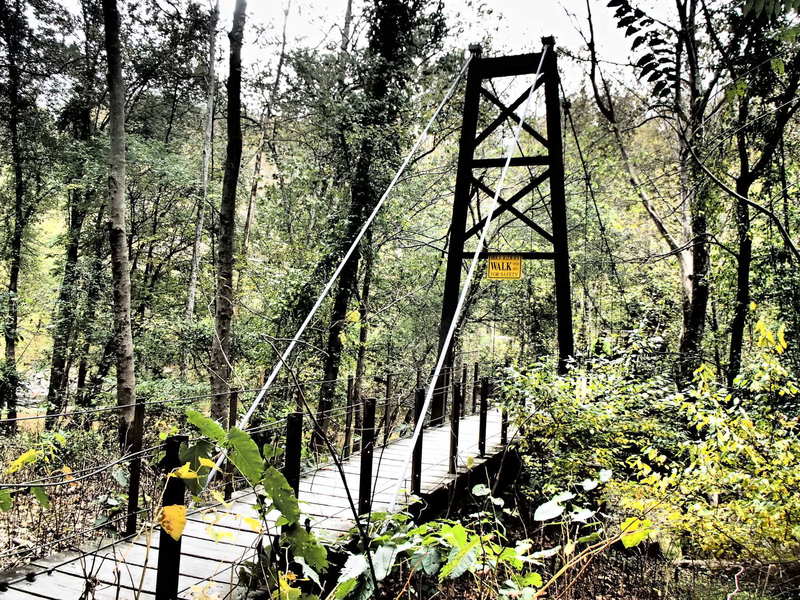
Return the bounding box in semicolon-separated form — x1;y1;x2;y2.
3;408;507;600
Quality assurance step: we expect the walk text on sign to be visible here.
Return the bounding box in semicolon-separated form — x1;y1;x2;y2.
487;254;522;279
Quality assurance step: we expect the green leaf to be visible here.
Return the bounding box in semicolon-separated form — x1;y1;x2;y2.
620;517;653;548
31;486;50;509
262;466;300;525
227;427;264;484
533;500;563;522
409;547;440;576
0;489;12;511
371;545;398;581
283;525;328;571
335;578;358;599
293;556;322;589
186;409;227;444
471;484;491;497
262;443;284;460
440;538;479;579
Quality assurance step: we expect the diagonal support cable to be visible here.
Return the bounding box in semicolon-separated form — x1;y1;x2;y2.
206;54;473;485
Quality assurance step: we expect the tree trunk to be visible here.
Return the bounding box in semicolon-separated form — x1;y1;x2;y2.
353;232;373;405
316;137;375;433
185;0;218;323
728;177;752;386
0;0;27;431
209;0;246;423
75;204;107;406
45;191;88;423
101;0;137;448
677;162;710;383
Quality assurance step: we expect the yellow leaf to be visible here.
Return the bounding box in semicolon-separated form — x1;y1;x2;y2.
5;449;41;475
198;457;218;470
205;524;234;542
61;466;78;487
210;490;232;509
190;583;221;600
171;462;199;479
345;310;360;323
160;505;187;541
243;516;263;533
750;301;757;311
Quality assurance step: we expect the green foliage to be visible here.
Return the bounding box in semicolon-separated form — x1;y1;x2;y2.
615;330;800;561
226;427;264;484
183;410;328;594
501;348;686;490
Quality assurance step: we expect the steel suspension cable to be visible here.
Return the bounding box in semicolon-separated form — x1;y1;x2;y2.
205;54;473;484
388;47;549;512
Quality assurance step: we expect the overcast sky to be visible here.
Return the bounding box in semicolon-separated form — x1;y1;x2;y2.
212;0;649;93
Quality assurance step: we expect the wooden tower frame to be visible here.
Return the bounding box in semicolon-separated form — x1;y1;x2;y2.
432;37;574;425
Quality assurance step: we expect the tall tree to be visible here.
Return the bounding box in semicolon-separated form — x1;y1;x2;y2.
101;0;137;444
0;0;27;429
315;0;445;433
209;0;246;423
46;0;103;421
185;0;218;322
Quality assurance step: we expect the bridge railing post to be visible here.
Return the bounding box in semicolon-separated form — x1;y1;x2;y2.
382;372;393;445
448;382;461;474
411;388;424;496
224;388;239;501
343;375;354;458
472;363;480;414
284;411;302;496
155;434;188;600
358;397;376;515
479;377;488;457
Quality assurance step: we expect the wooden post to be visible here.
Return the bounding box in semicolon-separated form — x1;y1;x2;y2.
433;44;483;426
358;397;376;516
411;388;424;496
448;382;461;475
542;36;574;373
343;375;354;458
383;372;393;445
284;412;302;496
155;434;188;600
472;363;480;414
460;364;468;415
224;389;239;500
479;377;489;457
501;406;508;445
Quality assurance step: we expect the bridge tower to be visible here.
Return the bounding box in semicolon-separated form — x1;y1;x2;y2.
432;37;574;425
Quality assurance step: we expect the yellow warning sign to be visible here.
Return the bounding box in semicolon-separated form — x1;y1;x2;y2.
487;254;522;280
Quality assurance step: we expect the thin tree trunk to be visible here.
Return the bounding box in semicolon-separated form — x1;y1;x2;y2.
209;0;246;423
185;0;218;322
316;137;374;433
45;191;88;423
728;178;752;386
353;231;373;405
76;204;107;406
101;0;137;447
